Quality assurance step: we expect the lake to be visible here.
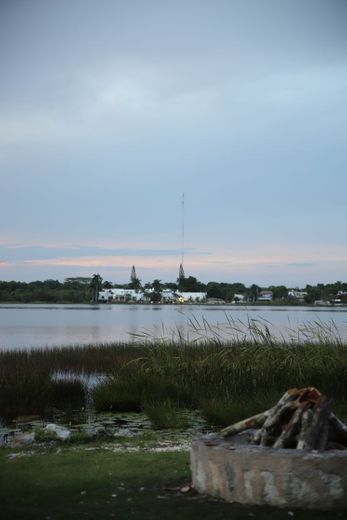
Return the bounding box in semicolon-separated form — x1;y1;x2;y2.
1;303;347;350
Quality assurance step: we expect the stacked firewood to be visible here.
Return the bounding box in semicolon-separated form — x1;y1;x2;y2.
220;387;347;451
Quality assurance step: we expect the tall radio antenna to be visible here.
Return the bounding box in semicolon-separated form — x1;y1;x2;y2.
181;192;185;267
178;192;185;281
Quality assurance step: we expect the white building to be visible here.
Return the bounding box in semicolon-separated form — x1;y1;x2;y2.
232;293;246;303
257;290;273;302
176;291;207;303
288;289;307;302
161;289;178;303
98;288;144;302
98;288;207;304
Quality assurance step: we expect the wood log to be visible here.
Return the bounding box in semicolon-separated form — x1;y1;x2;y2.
220;409;272;438
327;441;347;450
220;387;346;451
296;386;321;404
273;403;309;449
221;390;300;439
296;408;313;449
296;397;330;450
328;413;347;445
310;397;330;450
258;402;297;447
316;418;329;451
252;391;299;445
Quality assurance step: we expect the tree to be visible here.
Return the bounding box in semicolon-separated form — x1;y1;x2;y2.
150;279;162;303
225;282;246;302
249;284;261;302
271;285;288;300
128;278;141;290
163;282;178;291
90;274;103;303
178;276;206;292
304;285;321;304
206;282;224;299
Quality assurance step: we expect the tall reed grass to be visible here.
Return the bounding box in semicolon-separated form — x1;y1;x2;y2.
0;370;85;419
91;342;347;416
1;319;347;423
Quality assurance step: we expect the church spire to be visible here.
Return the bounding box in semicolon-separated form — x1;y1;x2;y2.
178;263;185;281
130;265;137;284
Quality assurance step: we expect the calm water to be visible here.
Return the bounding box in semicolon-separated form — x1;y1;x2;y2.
1;303;347;350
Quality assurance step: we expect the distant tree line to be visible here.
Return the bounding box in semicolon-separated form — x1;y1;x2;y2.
0;278;93;303
203;280;347;304
0;276;347;304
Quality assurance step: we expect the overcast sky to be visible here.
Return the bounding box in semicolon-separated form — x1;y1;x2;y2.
1;0;346;286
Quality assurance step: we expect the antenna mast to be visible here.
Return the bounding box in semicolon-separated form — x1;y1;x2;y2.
178;192;185;281
181;192;185;268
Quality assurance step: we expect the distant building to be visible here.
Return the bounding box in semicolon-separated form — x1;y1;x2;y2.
98;288;144;302
257;290;273;302
232;293;246;304
176;291;207;303
314;300;329;306
98;288;207;304
207;297;225;305
130;266;137;284
288;289;307;302
161;289;178;303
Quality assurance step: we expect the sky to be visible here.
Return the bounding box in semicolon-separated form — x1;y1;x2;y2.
1;0;347;287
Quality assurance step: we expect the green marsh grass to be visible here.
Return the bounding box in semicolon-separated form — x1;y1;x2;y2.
0;370;86;419
1;318;347;423
48;379;86;411
92;372;144;412
200;396;276;427
0;369;52;418
0;343;142;418
143;399;190;429
90;340;347;427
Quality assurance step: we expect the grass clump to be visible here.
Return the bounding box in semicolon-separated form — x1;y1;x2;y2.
143;400;190;429
92;362;187;413
34;429;60;443
200;396;277;428
48;379;86;411
0;370;86;419
34;429;101;445
0;370;52;419
92;371;145;412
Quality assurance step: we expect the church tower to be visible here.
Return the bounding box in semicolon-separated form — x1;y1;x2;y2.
178;263;185;281
130;265;137;284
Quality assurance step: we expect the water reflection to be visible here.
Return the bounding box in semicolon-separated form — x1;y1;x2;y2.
0;304;347;350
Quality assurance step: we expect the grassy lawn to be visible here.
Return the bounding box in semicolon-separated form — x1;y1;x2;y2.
0;446;345;520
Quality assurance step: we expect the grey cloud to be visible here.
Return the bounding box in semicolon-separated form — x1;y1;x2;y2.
286;263;315;268
1;0;346;107
1;0;346;284
0;245;210;262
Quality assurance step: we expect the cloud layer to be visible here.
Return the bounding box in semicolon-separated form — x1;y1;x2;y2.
1;0;347;285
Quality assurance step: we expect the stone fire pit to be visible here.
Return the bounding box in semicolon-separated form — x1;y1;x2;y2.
191;388;347;510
